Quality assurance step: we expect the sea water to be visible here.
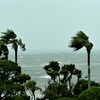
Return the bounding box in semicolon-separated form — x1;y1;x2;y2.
9;51;100;97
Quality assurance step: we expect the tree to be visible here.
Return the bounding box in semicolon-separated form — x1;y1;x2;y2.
0;60;30;100
10;38;26;63
43;62;83;100
78;86;100;100
25;80;42;100
73;68;81;81
69;31;93;88
0;60;21;81
60;64;81;89
73;79;100;95
12;73;31;85
44;61;60;83
60;65;69;83
43;82;71;100
1;29;26;63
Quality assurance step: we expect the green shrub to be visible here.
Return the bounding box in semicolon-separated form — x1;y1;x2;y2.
78;86;100;100
73;79;100;95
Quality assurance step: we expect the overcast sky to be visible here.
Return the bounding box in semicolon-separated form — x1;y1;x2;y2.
0;0;100;53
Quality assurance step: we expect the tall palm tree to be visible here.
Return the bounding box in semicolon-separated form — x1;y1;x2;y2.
1;29;26;63
69;31;93;88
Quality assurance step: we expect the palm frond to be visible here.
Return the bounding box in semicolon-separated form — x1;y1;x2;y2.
76;31;88;40
69;36;83;51
1;29;17;44
69;31;92;51
18;39;26;51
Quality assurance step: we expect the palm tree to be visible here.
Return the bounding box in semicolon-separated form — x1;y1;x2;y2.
10;38;26;63
1;29;26;63
69;31;93;88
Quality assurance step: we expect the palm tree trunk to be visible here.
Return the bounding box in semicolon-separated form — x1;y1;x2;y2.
87;50;91;88
15;48;18;63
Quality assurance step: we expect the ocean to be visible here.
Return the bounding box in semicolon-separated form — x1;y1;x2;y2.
9;51;100;97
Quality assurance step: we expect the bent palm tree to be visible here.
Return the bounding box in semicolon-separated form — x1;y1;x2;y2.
1;29;26;63
69;31;93;88
10;38;26;63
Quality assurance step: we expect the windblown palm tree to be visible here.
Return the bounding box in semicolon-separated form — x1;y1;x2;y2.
1;29;26;63
10;38;26;63
69;31;93;88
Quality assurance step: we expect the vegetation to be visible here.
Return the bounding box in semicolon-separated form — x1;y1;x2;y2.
69;31;93;88
43;61;83;100
0;60;30;100
73;79;100;95
1;29;26;63
0;29;99;100
44;61;60;83
78;86;100;100
0;29;38;100
25;80;42;100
